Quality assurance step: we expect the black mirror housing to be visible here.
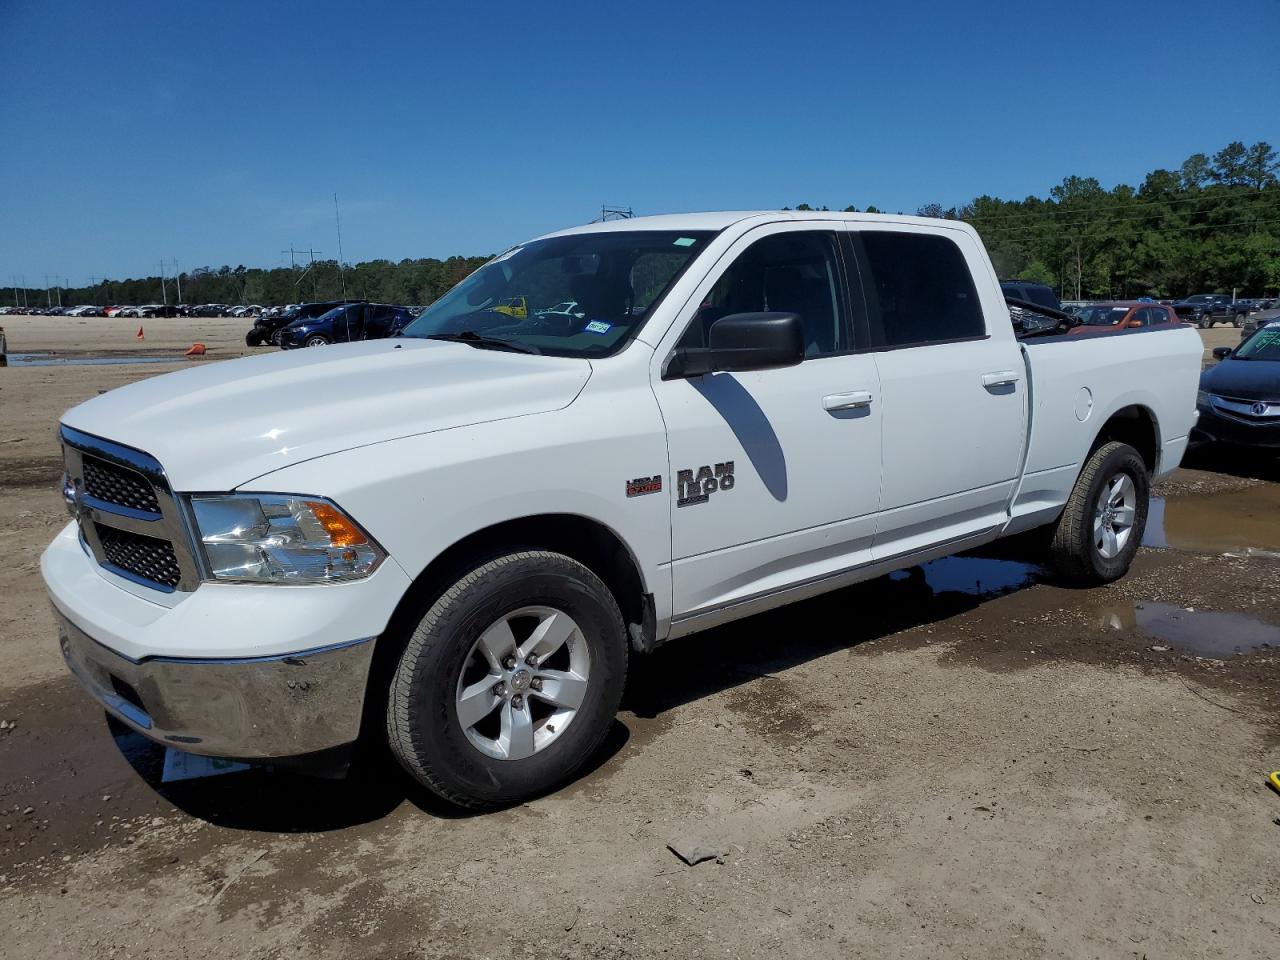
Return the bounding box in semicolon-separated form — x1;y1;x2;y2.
663;312;805;379
1212;346;1232;360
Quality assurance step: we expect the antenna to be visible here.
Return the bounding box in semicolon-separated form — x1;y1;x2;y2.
334;194;348;298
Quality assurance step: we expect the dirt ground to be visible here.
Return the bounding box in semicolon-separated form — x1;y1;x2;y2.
1;317;1278;960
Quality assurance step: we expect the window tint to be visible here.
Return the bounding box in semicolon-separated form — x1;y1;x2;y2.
858;232;985;347
1133;308;1151;327
678;231;850;358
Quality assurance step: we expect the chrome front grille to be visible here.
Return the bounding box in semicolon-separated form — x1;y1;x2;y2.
61;427;201;592
82;457;162;515
95;524;183;589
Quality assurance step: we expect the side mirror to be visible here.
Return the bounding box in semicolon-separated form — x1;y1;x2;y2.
1212;346;1232;361
663;312;805;379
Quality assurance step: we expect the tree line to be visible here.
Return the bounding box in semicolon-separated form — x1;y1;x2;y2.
11;140;1279;309
790;140;1280;300
13;255;493;311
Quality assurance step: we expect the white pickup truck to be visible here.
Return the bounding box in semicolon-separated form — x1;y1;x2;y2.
43;212;1202;808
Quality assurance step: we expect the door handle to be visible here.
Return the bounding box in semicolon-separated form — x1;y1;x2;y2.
823;390;874;411
981;370;1021;388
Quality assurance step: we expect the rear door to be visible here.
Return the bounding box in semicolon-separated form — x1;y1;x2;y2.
846;225;1028;559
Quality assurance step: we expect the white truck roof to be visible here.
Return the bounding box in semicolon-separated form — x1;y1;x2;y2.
538;210;978;239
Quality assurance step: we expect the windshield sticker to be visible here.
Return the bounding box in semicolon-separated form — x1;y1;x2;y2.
673;237;697;247
584;320;612;334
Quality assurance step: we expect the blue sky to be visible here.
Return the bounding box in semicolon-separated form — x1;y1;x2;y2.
1;0;1278;284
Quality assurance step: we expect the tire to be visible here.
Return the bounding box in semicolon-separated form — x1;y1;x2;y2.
245;328;263;347
386;551;628;809
1233;317;1242;328
270;329;283;346
1198;315;1211;329
1048;441;1150;585
304;334;328;348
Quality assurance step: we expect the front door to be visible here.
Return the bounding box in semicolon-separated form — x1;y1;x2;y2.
652;225;884;622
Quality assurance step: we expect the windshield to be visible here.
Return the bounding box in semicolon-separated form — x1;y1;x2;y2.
402;231;714;357
1076;305;1132;326
1236;324;1280;360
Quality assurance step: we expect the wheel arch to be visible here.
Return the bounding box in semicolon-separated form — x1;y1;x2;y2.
364;513;654;728
1089;403;1160;473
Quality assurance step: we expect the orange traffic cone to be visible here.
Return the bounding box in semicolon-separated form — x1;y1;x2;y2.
184;342;207;358
136;326;144;340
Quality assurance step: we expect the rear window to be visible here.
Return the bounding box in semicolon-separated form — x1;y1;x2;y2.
858;232;985;348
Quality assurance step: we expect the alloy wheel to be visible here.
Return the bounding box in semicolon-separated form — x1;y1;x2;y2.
455;606;591;761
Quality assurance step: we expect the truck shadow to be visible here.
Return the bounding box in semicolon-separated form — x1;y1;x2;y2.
624;549;1046;719
4;552;1045;846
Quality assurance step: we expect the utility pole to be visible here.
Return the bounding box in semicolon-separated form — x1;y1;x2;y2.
158;260;168;305
44;274;53;307
173;260;182;303
89;276;105;306
333;194;348;299
309;248;319;301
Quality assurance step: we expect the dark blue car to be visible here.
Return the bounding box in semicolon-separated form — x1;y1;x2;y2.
279;303;416;349
1194;321;1280;450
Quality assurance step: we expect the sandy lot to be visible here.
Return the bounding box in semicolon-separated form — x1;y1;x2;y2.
1;316;1278;960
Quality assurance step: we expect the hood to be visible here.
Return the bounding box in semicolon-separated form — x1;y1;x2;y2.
1200;356;1280;401
62;339;592;490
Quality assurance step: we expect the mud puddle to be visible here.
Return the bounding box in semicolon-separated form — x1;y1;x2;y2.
1099;601;1280;658
0;678;411;877
1145;488;1280;557
895;555;1042;599
4;352;190;366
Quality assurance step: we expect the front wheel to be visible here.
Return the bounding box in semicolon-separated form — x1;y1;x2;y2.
1048;441;1149;584
1198;315;1211;329
304;334;329;348
386;551;628;809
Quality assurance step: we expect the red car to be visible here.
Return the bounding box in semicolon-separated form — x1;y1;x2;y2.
1067;301;1181;335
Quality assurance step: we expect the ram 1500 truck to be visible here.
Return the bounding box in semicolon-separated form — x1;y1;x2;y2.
43;212;1203;808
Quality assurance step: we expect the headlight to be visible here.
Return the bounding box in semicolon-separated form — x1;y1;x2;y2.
190;494;384;583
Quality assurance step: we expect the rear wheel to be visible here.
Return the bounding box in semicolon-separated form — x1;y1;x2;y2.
304;334;329;348
386;551;628;809
1047;441;1149;585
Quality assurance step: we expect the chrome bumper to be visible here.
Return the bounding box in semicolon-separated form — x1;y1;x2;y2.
55;608;375;761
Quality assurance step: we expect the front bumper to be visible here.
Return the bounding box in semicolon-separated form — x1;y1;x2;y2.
43;520;414;762
56;607;375;760
278;328;309;349
1193;403;1280;449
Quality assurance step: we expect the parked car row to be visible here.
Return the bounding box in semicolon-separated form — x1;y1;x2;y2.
245;299;417;349
0;303;264;318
